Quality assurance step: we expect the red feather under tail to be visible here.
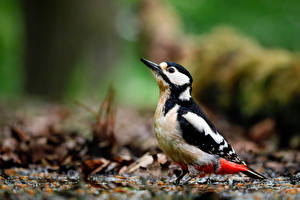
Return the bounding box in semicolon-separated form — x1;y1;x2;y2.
176;159;266;179
216;158;249;175
216;158;266;179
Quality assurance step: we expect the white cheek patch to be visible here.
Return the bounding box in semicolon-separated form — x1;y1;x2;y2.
164;70;190;86
183;112;225;144
179;87;191;101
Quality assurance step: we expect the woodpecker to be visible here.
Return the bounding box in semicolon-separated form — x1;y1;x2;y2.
141;58;266;184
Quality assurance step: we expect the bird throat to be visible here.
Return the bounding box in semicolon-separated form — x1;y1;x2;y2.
155;87;171;120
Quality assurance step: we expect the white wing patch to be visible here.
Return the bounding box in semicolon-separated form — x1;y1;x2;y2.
164;69;190;86
182;112;225;144
179;87;191;101
218;136;228;150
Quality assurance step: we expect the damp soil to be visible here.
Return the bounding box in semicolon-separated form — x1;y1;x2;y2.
0;167;299;200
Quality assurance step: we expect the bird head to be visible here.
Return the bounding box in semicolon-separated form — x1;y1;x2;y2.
141;58;193;101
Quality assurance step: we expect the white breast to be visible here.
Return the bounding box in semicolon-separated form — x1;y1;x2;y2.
154;104;215;165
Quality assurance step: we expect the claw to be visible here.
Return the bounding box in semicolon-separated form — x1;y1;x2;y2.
173;168;188;185
174;178;181;185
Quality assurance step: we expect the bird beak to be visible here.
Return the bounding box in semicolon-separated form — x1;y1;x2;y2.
140;58;162;73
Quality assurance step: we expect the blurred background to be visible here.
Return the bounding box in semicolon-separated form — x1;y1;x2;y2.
1;0;300;149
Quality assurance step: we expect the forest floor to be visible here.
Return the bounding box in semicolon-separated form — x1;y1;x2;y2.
0;164;299;200
0;96;299;200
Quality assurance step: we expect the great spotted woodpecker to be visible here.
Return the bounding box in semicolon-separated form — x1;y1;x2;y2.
141;58;266;185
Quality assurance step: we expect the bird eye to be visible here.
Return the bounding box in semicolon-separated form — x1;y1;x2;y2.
167;67;175;73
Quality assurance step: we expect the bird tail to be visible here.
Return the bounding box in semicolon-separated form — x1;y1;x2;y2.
241;168;267;179
216;158;267;179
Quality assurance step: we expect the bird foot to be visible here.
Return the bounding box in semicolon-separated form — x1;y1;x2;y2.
172;168;188;185
173;175;196;185
173;178;181;185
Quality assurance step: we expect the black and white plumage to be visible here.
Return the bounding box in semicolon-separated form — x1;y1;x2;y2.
141;58;266;184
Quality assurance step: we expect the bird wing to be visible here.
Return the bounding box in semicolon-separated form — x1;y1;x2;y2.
177;106;245;164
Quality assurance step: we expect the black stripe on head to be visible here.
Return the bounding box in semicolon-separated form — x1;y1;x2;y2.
170;83;191;97
163;83;193;115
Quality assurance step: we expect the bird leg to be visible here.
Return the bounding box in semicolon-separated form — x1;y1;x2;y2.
174;168;188;185
175;165;199;185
